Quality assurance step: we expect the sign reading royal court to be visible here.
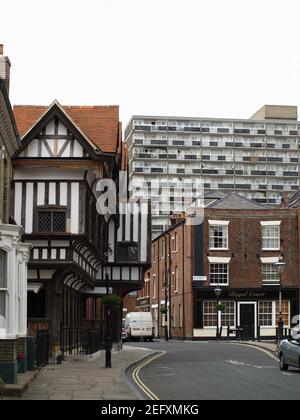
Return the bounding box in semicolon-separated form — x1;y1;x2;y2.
228;290;267;299
194;288;298;301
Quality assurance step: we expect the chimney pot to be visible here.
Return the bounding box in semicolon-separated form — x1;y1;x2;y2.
0;44;11;95
281;192;290;208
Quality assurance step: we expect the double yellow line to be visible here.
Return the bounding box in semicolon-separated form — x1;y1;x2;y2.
132;352;166;400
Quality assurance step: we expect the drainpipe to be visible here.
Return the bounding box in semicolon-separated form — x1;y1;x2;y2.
164;235;169;341
168;232;172;339
157;239;160;338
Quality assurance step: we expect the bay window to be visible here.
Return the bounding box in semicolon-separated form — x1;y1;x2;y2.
0;250;7;330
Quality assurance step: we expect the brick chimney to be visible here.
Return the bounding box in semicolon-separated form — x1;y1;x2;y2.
0;44;11;94
281;192;290;208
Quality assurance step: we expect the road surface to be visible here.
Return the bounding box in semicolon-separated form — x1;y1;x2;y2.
127;341;300;400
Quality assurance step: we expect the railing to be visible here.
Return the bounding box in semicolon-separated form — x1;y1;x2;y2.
36;329;50;368
61;322;106;356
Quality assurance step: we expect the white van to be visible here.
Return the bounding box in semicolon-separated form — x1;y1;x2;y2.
124;312;153;342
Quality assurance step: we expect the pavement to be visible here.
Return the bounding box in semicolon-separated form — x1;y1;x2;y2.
2;340;279;400
6;347;156;400
233;340;278;356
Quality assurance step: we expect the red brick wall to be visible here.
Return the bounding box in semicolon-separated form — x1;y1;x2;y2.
123;294;138;314
202;208;299;289
141;206;300;339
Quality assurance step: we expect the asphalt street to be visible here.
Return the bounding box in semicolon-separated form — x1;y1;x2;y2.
127;341;300;400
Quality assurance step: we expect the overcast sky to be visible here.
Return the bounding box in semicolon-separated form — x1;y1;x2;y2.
1;0;300;126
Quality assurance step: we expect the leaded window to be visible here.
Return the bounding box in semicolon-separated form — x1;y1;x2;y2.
38;208;66;233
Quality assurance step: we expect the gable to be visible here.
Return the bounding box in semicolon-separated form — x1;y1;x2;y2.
17;116;90;159
13;102;120;154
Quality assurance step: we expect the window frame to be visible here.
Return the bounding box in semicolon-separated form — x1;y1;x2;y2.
0;250;8;332
258;301;273;327
37;205;67;234
209;225;229;250
261;224;281;251
209;263;229;286
262;263;280;285
258;300;291;328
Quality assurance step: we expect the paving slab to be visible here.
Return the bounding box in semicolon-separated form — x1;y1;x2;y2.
12;347;156;400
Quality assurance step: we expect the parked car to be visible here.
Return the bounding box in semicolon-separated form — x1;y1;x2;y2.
124;312;153;342
278;338;300;371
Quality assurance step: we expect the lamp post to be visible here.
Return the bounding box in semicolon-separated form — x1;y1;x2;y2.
214;285;222;340
104;246;113;368
273;256;286;343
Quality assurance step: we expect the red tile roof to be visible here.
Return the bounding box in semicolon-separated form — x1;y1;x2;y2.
13;103;120;154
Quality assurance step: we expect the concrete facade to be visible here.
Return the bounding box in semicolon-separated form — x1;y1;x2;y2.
125;106;300;237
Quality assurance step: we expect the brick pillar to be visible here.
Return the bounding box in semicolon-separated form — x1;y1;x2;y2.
0;340;17;384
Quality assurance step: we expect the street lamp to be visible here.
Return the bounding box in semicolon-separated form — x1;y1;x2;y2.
104;246;113;368
214;285;222;340
273;256;286;342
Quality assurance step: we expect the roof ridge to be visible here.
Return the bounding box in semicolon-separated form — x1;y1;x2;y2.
14;104;119;109
208;191;267;209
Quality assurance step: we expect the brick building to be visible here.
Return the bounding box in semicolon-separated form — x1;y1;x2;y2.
143;192;300;340
0;45;31;384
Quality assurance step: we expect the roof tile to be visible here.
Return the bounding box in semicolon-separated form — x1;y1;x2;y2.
13;103;120;154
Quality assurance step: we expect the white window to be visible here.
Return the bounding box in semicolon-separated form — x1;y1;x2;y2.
261;222;280;250
221;301;235;327
203;301;235;328
259;301;290;327
262;264;280;285
203;301;217;327
209;263;229;285
175;267;179;292
172;305;176;328
208;221;229;250
276;301;290;327
259;302;273;326
209;225;228;249
152;274;156;299
179;304;183;328
0;250;7;330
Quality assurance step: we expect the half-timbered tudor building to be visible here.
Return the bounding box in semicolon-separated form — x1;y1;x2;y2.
12;101;151;360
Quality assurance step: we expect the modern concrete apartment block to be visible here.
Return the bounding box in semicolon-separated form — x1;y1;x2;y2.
125;106;300;237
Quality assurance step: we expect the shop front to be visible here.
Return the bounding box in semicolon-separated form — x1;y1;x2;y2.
194;287;299;340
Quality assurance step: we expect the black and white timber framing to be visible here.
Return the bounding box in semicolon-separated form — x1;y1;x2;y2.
12;101;151;356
